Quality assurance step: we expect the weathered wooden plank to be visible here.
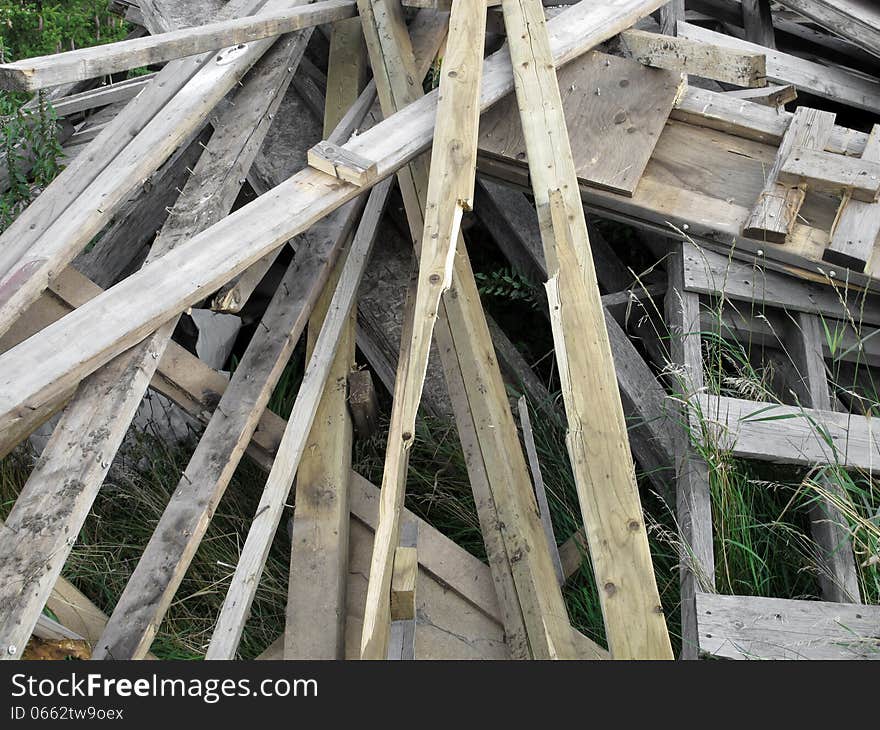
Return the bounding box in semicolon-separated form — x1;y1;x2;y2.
696;592;880;659
92;204;354;660
779;147;880;203
697;393;880;471
358;0;488;660
285;14;367;661
205;175;393;660
825;126;880;272
680;240;880;326
774;0;880;60
621;28;767;87
666;244;717;660
741;0;776;49
781;311;862;604
742;106;836;244
501;0;671;660
0;0;357;92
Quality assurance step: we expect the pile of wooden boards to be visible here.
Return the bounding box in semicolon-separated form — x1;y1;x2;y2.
0;0;878;661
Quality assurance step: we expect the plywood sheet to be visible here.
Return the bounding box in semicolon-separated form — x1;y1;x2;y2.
478;50;683;197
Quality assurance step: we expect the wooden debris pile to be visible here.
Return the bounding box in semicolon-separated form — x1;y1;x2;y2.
0;0;878;661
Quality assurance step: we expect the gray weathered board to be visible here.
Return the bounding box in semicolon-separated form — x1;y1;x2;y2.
478;50;683;197
696;592;880;660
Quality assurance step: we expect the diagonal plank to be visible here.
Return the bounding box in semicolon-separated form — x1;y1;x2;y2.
500;0;673;659
358;0;488;661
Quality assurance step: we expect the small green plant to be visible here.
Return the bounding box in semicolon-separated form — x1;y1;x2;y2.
476;267;542;310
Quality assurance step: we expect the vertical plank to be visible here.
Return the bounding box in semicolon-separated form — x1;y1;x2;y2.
358;0;488;660
285;13;366;661
357;0;588;660
666;243;716;660
783;311;862;604
741;0;777;50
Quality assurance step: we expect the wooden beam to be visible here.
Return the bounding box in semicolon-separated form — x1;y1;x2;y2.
501;0;672;660
742;106;836;244
93;207;353;659
696;592;880;660
0;0;358;92
825;125;880;272
285;12;366;661
741;0;776;49
781;311;862;604
659;0;685;36
205;176;393;660
666;243;716;659
779;147;880;203
697;393;880;472
357;0;488;660
622;28;767;87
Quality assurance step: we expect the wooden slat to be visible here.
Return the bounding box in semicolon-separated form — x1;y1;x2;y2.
779;147;880;203
501;0;672;660
666;243;716;660
204;175;394;659
742;106;836;244
773;0;880;60
741;0;776;49
696;592;880;660
781;312;862;604
697;393;880;472
0;0;357;92
825;125;880;272
621;28;767;87
93;211;354;659
285;14;367;661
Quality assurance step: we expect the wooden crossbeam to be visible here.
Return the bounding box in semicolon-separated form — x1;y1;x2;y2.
697;394;880;472
500;0;672;660
742;106;836;243
741;0;776;49
779;147;880;202
696;592;880;660
0;0;357;92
